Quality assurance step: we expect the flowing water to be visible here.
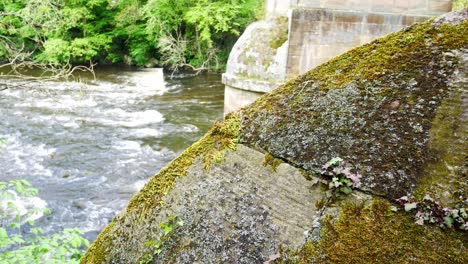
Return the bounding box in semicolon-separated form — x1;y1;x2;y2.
0;66;224;241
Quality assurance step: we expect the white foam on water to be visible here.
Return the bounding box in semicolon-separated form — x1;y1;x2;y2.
181;124;199;133
0;67;221;239
15;95;97;110
62;121;80;129
133;180;148;191
1;134;55;178
131;128;163;138
112;140;141;151
126;68;166;92
0;190;48;222
91;109;164;127
54;115;72;122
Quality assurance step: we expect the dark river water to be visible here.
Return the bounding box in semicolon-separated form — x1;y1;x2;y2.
0;66;224;241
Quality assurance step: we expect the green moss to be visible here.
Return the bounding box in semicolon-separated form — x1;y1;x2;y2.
414;90;467;206
127;112;240;211
262;152;283;172
276;199;467;263
269;16;288;49
81;222;115;263
453;0;468;10
81;113;241;263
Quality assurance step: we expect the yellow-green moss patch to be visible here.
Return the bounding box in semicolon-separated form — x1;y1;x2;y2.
126;112;240;211
415;90;467;207
276;199;467;263
262;152;283;172
269;16;288;49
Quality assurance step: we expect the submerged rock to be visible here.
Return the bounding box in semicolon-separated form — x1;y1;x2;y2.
82;10;467;263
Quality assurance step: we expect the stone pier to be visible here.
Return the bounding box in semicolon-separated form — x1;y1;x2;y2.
223;0;452;113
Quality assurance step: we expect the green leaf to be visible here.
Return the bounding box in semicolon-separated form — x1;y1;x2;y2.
145;241;154;247
340;186;353;194
404;202;418;212
162;224;173;234
443;216;454;228
15;180;25;194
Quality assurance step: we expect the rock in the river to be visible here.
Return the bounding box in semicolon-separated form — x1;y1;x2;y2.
82;10;467;264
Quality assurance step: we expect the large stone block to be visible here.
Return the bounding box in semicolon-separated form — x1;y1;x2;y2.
83;10;468;264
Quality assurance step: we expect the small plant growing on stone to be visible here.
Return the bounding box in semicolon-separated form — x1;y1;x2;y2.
140;215;184;264
396;195;467;230
321;157;362;196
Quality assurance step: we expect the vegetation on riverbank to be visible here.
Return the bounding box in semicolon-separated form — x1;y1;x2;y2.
0;0;263;73
0;180;89;263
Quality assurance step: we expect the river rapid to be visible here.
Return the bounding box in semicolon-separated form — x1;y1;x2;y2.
0;67;224;241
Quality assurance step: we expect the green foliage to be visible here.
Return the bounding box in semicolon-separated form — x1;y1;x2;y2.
144;0;262;70
320;157;361;197
1;0;262;70
453;0;468;10
36;39;71;65
0;180;89;263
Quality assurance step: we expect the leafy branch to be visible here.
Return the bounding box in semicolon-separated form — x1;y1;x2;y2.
0;180;89;263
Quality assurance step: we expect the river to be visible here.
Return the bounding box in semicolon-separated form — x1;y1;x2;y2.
0;66;224;241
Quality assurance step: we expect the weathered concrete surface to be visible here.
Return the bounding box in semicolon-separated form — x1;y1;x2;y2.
266;0;452;16
151;144;322;263
223;17;289;113
224;17;289;85
83;144;371;263
224;86;265;114
286;9;431;78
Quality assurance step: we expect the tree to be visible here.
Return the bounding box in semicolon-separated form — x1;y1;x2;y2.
0;0;96;87
143;0;262;71
0;0;263;77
